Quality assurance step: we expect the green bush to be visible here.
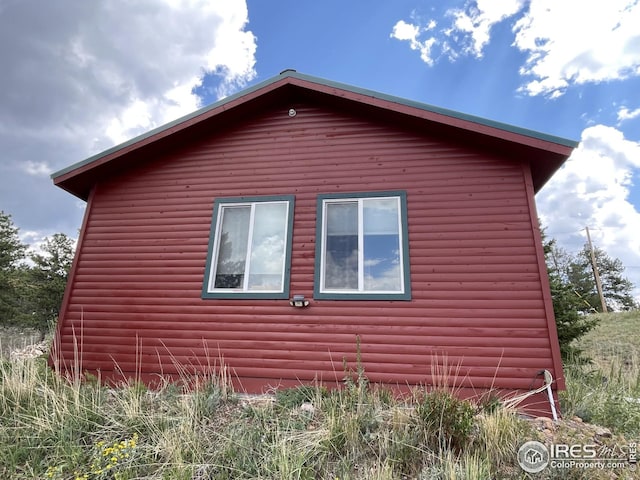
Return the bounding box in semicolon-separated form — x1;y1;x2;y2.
415;390;476;451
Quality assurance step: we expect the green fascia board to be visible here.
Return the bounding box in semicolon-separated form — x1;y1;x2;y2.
52;70;578;180
201;194;295;300
288;71;579;149
313;190;412;301
51;73;286;180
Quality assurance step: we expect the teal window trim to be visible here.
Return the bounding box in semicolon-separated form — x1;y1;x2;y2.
202;195;295;300
314;190;411;300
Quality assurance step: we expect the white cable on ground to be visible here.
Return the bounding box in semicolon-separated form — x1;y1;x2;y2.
502;369;558;420
544;370;558;421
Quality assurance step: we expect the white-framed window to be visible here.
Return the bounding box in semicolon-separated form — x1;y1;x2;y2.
314;191;411;300
202;195;294;299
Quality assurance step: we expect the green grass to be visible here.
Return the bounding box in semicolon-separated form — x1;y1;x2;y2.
1;312;639;479
560;310;640;437
0;355;537;479
572;311;640;371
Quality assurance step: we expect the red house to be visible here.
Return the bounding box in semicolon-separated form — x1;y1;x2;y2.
51;70;576;416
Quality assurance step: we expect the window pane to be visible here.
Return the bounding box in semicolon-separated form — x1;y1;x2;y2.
248;202;287;290
214;206;250;288
363;198;401;291
324;202;358;289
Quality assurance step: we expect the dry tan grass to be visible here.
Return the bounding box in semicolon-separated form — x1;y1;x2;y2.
1;313;638;478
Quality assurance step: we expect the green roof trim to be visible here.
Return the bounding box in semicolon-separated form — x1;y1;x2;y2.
52;70;578;180
287;71;578;149
50;73;286;180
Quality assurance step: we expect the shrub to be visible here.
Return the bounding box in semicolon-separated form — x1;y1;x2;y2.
415;390;476;451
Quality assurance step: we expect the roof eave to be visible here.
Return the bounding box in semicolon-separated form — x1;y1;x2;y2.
285;72;578;153
52;70;578;199
52;73;294;183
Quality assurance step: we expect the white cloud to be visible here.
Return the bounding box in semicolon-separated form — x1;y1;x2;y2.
448;0;525;57
392;1;640;98
391;1;525;64
537;125;640;300
105;100;154;146
364;258;383;268
617;106;640;124
22;161;52;177
250;235;285;275
513;0;640;97
364;264;402;291
20;230;48;248
390;20;437;65
0;0;257;236
206;5;257;98
391;19;420;42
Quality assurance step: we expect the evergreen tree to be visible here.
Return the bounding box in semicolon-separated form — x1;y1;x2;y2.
1;210;76;335
543;235;599;361
0;211;27;324
28;233;75;335
568;244;638;312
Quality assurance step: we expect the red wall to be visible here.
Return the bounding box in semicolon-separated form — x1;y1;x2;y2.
53;100;563;413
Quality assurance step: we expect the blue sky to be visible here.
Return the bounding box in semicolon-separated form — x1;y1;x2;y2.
1;0;639;299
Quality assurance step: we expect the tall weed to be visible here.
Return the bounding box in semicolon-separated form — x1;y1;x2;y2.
5;312;639;478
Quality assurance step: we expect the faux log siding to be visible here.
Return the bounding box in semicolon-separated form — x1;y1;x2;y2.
57;102;558;392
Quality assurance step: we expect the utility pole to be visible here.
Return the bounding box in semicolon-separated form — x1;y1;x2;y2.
585;226;607;313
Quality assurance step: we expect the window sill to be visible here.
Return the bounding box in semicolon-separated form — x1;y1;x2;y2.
313;291;411;301
201;291;290;300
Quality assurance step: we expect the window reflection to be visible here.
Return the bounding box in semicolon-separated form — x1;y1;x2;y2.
211;201;289;293
363;198;401;291
325;202;358;289
248;203;287;290
214;206;250;288
322;196;403;293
